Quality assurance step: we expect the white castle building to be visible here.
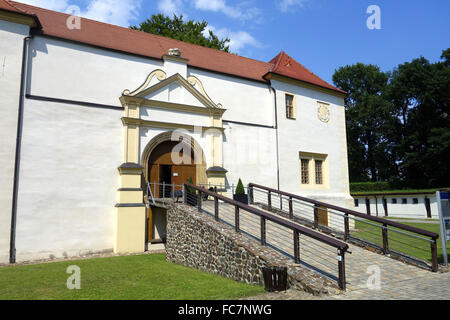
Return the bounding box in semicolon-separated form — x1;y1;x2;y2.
0;0;351;264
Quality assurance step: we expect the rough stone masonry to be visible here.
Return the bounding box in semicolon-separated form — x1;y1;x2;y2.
165;202;340;296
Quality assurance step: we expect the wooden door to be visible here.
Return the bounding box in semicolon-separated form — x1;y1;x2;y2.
172;165;197;186
318;206;329;227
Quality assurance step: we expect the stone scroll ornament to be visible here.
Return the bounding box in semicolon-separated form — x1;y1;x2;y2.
122;69;167;96
187;75;223;109
318;102;331;123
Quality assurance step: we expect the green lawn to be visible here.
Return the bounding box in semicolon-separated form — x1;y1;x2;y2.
352;220;449;263
0;254;264;300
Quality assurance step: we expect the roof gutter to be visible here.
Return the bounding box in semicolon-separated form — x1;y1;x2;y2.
9;35;31;264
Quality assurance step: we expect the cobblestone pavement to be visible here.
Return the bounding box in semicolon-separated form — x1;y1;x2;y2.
202;201;448;300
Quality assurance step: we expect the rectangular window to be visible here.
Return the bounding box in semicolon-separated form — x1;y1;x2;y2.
413;198;419;204
315;160;323;185
354;199;359;207
402;198;407;204
286;94;295;119
301;159;309;184
392;198;397;204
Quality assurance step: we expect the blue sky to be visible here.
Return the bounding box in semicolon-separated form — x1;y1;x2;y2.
19;0;450;83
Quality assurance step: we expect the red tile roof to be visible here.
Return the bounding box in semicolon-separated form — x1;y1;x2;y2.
267;52;346;94
0;0;40;27
3;0;345;95
0;0;23;13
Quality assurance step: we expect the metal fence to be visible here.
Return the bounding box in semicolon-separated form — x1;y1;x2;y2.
184;183;350;290
146;182;184;205
249;183;440;272
199;182;251;202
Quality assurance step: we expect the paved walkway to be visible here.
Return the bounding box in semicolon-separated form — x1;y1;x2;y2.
201;201;448;299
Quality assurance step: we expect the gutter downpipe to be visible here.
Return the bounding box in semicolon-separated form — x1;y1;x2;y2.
269;84;280;191
10;36;31;264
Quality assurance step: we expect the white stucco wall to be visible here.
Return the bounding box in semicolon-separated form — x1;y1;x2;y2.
222;121;278;189
0;20;30;264
353;195;439;219
14;99;123;262
188;68;274;127
27;36;162;106
271;79;352;209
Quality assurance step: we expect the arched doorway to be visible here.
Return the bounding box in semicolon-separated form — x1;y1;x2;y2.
142;131;207;197
147;140;197;197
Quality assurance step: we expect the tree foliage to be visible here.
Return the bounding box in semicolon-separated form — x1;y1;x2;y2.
333;49;450;188
131;14;230;52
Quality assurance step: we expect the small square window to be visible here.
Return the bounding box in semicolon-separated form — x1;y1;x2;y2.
354;199;359;207
402;198;407;204
392;198;397;204
413;198;419;204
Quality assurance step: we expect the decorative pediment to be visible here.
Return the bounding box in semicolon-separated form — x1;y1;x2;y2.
122;70;223;110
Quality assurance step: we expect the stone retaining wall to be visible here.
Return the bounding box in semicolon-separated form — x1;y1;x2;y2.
166;203;340;296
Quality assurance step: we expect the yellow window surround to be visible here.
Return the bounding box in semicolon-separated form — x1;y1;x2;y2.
299;152;329;190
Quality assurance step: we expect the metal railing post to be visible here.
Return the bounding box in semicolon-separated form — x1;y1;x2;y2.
214;196;219;221
338;248;346;291
268;191;272;210
197;190;202;212
235;206;240;233
344;214;350;241
183;185;187;204
249;186;254;205
382;224;389;255
294;230;300;264
172;183;175;201
162;182;166;199
314;205;319;229
260;217;266;246
431;238;439;272
289;197;293;219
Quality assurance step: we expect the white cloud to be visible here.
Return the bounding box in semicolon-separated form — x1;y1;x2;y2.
192;0;261;21
158;0;184;17
276;0;306;12
205;25;262;53
81;0;142;26
18;0;142;26
17;0;69;11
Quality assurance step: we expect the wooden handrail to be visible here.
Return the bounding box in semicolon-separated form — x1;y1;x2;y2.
249;183;439;240
185;183;349;251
